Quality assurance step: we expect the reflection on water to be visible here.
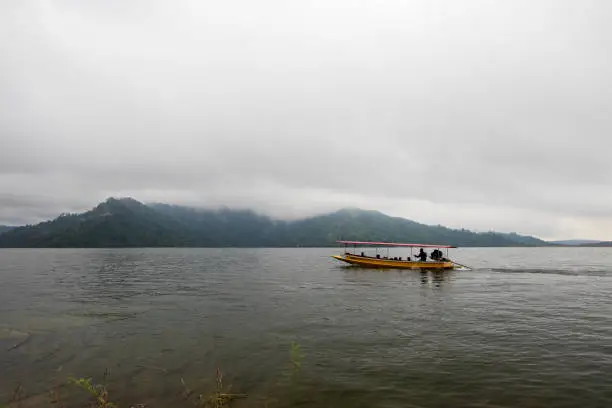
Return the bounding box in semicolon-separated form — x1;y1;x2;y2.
418;269;450;287
1;247;612;408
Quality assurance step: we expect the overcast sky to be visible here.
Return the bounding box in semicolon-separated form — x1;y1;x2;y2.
1;0;611;240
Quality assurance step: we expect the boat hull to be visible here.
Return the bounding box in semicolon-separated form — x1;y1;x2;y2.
331;254;454;270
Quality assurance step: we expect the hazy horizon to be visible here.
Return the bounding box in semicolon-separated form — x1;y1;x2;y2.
0;196;609;242
2;1;611;241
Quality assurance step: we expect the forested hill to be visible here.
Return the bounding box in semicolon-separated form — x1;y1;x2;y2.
0;226;14;235
0;198;549;248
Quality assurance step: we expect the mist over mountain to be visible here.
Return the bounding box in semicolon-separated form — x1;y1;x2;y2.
0;198;550;248
0;225;14;235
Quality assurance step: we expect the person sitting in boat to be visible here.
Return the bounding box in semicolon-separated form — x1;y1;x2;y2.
416;248;427;262
430;249;442;261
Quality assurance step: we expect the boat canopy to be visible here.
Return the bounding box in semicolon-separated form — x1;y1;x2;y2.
337;240;456;248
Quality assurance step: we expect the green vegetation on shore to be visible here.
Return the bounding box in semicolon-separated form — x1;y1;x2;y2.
3;369;247;408
0;197;549;248
3;343;306;408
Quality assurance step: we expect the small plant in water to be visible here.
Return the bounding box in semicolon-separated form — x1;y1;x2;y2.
1;383;25;408
1;341;305;408
290;342;304;370
49;385;65;408
68;377;116;408
182;368;247;408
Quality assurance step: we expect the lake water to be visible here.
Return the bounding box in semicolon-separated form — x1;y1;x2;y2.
1;248;611;407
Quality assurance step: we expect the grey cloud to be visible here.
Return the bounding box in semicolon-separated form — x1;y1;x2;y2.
1;0;611;240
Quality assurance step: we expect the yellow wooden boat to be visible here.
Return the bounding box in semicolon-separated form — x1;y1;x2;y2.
331;240;456;270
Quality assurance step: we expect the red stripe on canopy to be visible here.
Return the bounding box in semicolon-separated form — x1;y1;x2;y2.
337;240;456;248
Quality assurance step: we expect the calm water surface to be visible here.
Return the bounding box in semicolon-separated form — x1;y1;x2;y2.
1;248;611;407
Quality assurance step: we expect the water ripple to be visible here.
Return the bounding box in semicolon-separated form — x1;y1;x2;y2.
0;247;611;407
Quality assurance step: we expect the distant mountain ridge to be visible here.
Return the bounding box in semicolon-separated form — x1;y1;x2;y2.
549;239;603;246
580;241;612;247
0;198;197;248
0;197;551;248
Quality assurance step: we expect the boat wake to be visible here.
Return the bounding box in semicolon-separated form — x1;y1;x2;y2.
489;267;612;277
